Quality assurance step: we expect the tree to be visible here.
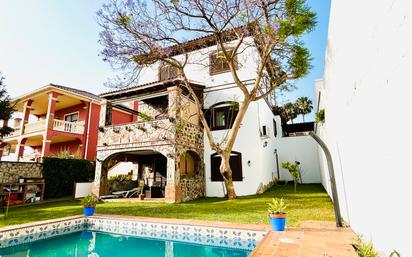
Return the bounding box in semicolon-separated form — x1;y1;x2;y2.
97;0;317;199
283;102;298;124
0;73;14;138
295;96;313;122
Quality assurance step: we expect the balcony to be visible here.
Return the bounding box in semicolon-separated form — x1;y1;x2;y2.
52;119;85;134
3;119;85;139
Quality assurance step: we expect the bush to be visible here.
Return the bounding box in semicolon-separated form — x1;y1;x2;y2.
80;194;99;207
108;174;136;192
354;236;380;257
281;161;301;192
42;157;95;199
315;109;325;123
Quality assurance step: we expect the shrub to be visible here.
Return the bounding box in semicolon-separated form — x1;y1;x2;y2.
315;109;325;124
42;157;95;199
281;161;301;192
108;174;136;192
267;198;287;215
80;194;99;207
354;236;380;257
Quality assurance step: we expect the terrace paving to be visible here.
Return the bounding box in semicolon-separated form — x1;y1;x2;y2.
250;221;357;257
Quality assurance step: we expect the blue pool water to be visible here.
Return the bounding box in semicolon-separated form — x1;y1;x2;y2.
0;231;251;257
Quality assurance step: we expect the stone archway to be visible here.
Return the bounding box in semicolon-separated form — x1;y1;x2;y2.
178;149;205;202
93;146;181;202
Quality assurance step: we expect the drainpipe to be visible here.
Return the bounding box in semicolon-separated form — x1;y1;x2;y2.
309;131;343;227
274;149;280;179
84;102;92;160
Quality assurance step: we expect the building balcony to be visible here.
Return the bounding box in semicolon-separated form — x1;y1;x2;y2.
3;119;85;140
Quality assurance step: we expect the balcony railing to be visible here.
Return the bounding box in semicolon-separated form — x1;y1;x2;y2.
24;120;46;134
3;119;85;138
52;119;85;134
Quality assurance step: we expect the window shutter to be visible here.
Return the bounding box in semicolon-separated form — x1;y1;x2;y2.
230;152;243;181
210;152;243;182
210;154;223;181
273;119;277;137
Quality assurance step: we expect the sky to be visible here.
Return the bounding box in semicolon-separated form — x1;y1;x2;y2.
0;0;331;122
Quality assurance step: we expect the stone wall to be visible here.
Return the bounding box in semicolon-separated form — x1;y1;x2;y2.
0;161;43;183
94;86;205;203
180;176;205;202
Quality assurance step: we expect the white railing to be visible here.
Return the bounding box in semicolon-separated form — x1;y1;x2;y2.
24;120;46;134
52;119;85;134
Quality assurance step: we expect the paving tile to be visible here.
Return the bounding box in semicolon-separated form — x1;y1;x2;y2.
250;221;356;257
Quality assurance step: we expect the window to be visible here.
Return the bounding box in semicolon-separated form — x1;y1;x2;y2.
210;151;243;181
273;119;278;137
261;125;268;137
64;112;79;123
159;63;179;81
209;49;238;75
205;102;239;131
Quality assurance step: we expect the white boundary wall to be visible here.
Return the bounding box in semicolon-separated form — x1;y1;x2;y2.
317;1;412;255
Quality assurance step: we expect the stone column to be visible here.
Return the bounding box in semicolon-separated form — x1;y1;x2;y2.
20;100;33;135
99;100;108;127
167;86;182;120
16;138;27;161
164;154;181;203
131;100;139;122
41;92;60;158
92;160;103;196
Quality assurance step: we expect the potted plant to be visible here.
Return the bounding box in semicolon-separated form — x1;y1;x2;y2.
267;198;287;231
81;194;99;217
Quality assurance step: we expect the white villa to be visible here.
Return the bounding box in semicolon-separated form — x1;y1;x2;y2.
91;32;321;203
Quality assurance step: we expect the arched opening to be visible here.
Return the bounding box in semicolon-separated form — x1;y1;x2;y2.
204;101;239;131
210;151;243;181
100;150;167;199
179;150;201;177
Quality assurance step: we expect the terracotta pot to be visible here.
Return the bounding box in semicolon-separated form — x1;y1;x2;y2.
269;213;287;231
139;194;145;200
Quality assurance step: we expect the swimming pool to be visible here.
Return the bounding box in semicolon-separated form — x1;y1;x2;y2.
0;216;267;257
0;231;251;257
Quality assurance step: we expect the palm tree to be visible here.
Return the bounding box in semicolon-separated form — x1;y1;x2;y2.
295;97;313;122
283;102;298;124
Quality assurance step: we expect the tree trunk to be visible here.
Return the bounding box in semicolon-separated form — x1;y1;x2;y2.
302;115;305;122
220;154;237;199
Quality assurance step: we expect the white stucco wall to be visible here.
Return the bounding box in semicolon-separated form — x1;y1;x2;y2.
317;1;412;255
276;135;321;184
135;37;321;197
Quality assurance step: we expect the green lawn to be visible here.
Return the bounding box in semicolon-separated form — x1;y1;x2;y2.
0;184;335;228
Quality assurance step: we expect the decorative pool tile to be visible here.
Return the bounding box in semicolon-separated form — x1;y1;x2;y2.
0;216;267;251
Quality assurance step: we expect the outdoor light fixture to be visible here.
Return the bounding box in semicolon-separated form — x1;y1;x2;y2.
247;160;251;166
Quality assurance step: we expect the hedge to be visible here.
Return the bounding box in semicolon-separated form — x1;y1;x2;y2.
42;157;95;199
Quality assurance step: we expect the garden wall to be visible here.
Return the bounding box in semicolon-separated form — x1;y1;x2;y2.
0;161;43;183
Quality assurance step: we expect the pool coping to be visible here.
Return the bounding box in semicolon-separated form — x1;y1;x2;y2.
0;216;357;256
0;215;269;251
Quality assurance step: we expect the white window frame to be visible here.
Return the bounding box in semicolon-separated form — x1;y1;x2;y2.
63;111;80;123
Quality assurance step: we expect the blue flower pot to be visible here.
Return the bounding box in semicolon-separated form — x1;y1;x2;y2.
83;206;95;217
269;214;286;231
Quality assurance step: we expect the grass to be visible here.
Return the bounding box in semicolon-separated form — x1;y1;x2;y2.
0;184;335;228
